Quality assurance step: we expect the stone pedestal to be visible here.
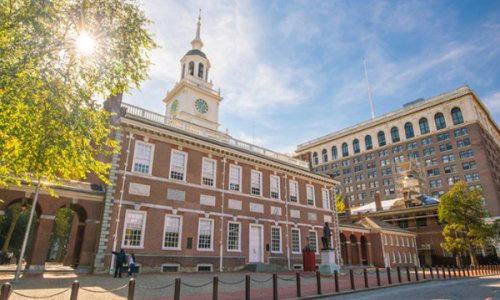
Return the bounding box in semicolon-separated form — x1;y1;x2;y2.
319;249;340;275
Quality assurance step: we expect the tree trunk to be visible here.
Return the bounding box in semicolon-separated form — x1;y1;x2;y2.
2;210;22;252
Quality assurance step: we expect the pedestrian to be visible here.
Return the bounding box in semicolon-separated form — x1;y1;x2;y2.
128;253;136;277
112;249;126;278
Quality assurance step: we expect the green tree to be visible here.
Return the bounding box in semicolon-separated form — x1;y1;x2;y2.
336;193;346;213
0;0;157;279
438;181;489;266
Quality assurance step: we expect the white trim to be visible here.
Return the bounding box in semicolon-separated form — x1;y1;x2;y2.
291;228;302;254
227;221;241;252
308;230;319;254
169;149;188;181
197;218;214;251
201;157;217;187
229;164;242;192
121;209;147;249
289;180;299;203
306;184;315;206
270;226;282;253
321;188;330;210
162;214;183;250
270;175;281;200
132;140;155;175
250;170;263;196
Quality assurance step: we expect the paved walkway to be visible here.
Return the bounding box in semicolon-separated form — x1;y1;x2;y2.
0;266;496;299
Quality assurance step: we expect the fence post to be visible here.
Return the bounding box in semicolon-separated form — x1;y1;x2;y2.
245;274;250;300
334;270;340;292
442;266;446;279
386;267;392;285
212;276;218;300
447;266;451;278
70;280;80;300
272;273;278;300
349;269;355;290
406;266;411;282
376;268;381;286
0;283;12;300
174;278;181;300
127;278;135;300
415;267;419;281
435;266;440;279
397;267;402;283
316;271;322;295
296;272;301;298
429;266;433;279
452;266;456;278
363;269;369;288
467;266;471;277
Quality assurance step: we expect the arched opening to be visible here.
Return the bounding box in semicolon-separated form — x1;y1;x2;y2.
198;63;204;78
340;233;348;265
312;152;318;165
434;112;446;130
365;135;372;150
360;236;368;265
405;122;415;139
419;118;429;134
322;149;328;163
350;235;360;265
451;107;464;125
377;131;386;147
391;127;400;143
331;146;338;160
342;143;349;157
47;204;87;268
188;61;195;76
353;139;360;154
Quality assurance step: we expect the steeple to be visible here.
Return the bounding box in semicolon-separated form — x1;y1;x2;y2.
191;9;204;50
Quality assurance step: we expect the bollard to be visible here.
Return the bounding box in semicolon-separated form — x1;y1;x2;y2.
415;267;419;281
447;266;451;278
174;278;181;300
296;272;301;298
386;267;392;285
467;266;470;277
213;276;218;300
334;270;340;292
245;275;250;300
422;267;426;279
435;266;440;279
376;268;381;286
70;280;80;300
128;278;136;300
316;271;322;295
429;266;433;279
0;283;12;300
442;266;446;279
397;267;402;283
273;273;278;300
349;269;355;290
406;266;411;282
363;268;369;288
453;266;456;278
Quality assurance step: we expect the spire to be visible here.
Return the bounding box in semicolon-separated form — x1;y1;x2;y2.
191;9;204;50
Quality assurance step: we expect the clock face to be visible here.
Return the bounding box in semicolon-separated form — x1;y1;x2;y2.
195;99;209;114
170;100;178;114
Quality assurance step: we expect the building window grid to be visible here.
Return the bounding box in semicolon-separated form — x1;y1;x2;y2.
419;118;430;134
229;165;242;191
122;210;146;248
405;122;415;139
271;227;282;253
227;222;241;251
170;150;187;180
197;219;214;250
163;215;182;249
322;189;330;209
132;142;153;174
306;185;315;206
308;231;318;253
201;158;216;186
250;170;262;196
291;229;301;254
289;180;299;202
435;113;447;130
270;175;280;199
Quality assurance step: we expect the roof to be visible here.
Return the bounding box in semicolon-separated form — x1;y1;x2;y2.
185;49;207;58
356;217;416;235
351;199;400;214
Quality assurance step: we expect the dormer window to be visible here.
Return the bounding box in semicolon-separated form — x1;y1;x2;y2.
189;61;195;76
198;63;204;78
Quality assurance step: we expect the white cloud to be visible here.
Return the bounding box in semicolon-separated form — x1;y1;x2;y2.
484;91;500;114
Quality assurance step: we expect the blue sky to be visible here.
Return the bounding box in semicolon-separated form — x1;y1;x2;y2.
126;0;500;154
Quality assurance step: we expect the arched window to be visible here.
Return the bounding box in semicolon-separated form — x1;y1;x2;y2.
419;118;429;134
331;146;338;160
378;131;386;147
188;61;195;76
322;149;328;163
435;112;446;130
404;122;415;139
342;143;349;157
312;152;318;165
198;63;204;78
390;127;400;143
181;63;186;79
451;107;464;125
353;139;360;154
365;135;373;150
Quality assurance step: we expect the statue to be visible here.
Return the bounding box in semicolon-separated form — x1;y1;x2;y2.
321;222;332;250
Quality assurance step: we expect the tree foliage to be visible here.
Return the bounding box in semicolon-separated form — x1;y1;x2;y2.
438;181;489;265
0;0;157;188
336;193;346;213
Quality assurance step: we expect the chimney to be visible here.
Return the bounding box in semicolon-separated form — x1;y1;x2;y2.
375;191;383;211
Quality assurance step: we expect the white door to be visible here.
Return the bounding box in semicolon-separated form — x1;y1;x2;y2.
249;225;263;263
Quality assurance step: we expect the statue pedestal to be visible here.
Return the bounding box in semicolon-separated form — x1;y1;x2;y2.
319;249;340;275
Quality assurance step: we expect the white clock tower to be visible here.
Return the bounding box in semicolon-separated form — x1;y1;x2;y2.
163;13;222;131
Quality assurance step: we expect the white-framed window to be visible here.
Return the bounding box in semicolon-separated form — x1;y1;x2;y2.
291;229;301;254
406;237;410;247
197;264;213;272
161;263;180;272
270;175;280;200
197;218;214;251
308;230;318;253
201;157;216;186
289;180;299;202
170;150;187;181
409;252;413;263
227;222;241;251
404;252;407;263
132;141;154;174
163;215;182;250
396;236;399;246
271;226;282;253
122;210;146;248
390;235;393;246
306;185;315;206
321;189;330;209
229;165;242;192
384;234;388;245
392;252;396;263
398;252;402;263
251;170;262;196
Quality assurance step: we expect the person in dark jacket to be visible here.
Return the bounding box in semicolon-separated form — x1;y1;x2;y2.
112;249;126;278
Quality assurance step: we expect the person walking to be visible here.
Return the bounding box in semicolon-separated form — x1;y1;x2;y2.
112;249;126;278
128;253;136;277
